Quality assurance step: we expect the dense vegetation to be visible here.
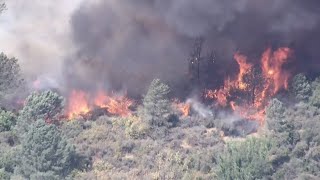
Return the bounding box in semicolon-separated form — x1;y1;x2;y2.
0;48;320;179
1;4;320;179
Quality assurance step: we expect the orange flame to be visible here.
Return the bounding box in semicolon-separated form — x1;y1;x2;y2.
172;99;191;117
67;90;90;119
205;47;292;123
205;78;233;107
94;90;133;117
234;52;253;90
67;90;133;119
261;47;292;94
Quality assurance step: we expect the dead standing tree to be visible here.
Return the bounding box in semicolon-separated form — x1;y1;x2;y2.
188;38;216;90
242;66;265;107
188;37;204;86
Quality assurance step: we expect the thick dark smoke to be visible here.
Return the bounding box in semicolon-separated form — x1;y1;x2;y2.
66;0;320;97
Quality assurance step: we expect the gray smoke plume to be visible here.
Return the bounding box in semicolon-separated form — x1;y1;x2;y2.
0;0;84;92
187;98;213;118
67;0;320;96
2;1;320;97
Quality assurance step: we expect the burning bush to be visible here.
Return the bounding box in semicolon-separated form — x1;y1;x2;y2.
67;90;133;120
206;47;293;123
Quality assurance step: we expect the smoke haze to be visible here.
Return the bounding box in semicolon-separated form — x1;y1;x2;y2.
0;0;83;88
68;0;320;96
1;0;320;96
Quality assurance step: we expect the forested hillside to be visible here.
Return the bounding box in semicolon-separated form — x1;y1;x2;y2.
1;1;320;180
0;50;320;179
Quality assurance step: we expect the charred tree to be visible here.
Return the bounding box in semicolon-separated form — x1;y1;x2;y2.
188;37;204;86
204;50;216;88
188;37;217;91
243;66;265;106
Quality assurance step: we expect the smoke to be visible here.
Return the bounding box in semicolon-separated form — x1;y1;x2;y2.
214;111;259;137
67;0;320;96
65;0;190;96
1;0;320;96
0;0;83;88
187;98;213;118
184;97;258;136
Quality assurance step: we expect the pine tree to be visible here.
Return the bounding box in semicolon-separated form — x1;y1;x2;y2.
17;90;65;133
16;120;76;179
141;79;173;127
310;80;320;108
266;98;287;133
0;53;23;102
291;73;312;102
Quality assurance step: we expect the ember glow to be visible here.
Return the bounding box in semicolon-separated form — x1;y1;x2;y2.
206;47;293;123
172;99;191;117
67;90;133;119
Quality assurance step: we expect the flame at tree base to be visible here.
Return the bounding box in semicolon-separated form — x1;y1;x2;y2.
65;47;292;124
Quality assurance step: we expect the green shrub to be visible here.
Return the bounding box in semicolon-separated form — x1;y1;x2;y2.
0;168;10;180
61;120;91;140
0;110;16;132
218;138;273;180
0;148;17;175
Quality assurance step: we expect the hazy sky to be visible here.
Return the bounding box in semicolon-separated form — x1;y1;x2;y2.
0;0;83;78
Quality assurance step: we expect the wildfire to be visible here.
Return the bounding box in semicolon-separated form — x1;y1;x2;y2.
94;91;133;117
205;79;232;107
206;47;292;123
172;99;191;117
234;52;253;90
261;47;292;94
67;90;90;119
67;90;133;119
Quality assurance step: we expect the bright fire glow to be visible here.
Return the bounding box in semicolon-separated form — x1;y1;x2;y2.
94;90;133;117
206;47;292;123
67;90;133;119
234;52;253;90
67;90;90;119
